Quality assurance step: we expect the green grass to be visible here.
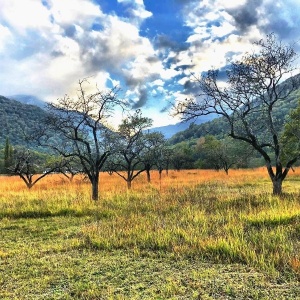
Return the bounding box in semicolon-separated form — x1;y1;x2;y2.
0;175;300;299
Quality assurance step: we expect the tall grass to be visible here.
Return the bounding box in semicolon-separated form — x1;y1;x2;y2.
0;168;300;279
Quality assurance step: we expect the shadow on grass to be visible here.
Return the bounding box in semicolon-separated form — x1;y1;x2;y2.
0;208;113;220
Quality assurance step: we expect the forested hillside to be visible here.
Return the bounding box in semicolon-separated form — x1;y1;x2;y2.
169;79;300;145
1;72;300;148
0;96;47;147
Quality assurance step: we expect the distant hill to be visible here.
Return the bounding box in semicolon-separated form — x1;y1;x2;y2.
168;77;300;144
149;115;216;139
8;95;46;108
0;95;48;147
1;71;300;149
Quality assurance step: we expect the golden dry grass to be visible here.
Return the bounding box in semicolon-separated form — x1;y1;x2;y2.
0;168;300;299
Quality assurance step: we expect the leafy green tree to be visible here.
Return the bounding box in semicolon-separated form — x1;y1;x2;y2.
281;99;300;164
197;135;251;174
155;146;173;179
141;131;166;183
171;142;195;171
174;33;300;194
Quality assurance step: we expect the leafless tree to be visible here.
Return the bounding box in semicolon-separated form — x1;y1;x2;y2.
11;147;65;189
108;110;152;189
174;33;300;194
42;79;127;200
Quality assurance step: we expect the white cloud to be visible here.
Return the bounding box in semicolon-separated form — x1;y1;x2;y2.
0;25;12;53
48;0;103;27
117;0;152;24
0;0;299;127
151;79;165;87
0;0;159;104
0;0;51;34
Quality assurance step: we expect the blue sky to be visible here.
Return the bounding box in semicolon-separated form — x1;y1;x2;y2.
0;0;300;127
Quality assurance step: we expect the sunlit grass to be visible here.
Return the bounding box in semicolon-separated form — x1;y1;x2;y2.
0;168;300;298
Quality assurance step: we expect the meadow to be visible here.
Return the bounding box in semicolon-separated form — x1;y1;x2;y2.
0;168;299;299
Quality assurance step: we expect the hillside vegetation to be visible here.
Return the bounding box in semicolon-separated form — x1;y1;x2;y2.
0;96;47;147
169;78;300;145
1;74;300;150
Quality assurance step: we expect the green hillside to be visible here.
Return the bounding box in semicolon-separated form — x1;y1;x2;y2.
0;95;48;147
169;85;300;145
1;72;300;155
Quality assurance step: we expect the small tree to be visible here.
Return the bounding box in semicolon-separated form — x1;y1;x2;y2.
197;135;251;174
42;79;126;200
174;33;300;195
58;157;82;182
141;131;166;183
11;147;65;189
171;142;195;171
108;110;152;189
159;147;173;177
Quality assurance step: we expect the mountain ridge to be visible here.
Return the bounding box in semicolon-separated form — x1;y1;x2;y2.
8;94;46;108
149;114;216;138
1;71;300;148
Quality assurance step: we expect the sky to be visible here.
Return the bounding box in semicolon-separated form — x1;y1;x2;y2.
1;0;300;128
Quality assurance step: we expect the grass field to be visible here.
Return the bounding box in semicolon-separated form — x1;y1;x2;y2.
0;168;299;299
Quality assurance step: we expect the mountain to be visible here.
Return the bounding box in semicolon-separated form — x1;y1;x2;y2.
0;95;48;147
149;115;216;139
1;71;300;148
8;94;46;109
168;77;300;144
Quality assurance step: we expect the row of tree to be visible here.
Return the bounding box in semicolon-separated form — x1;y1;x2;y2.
1;34;300;197
1;106;298;198
0;130;267;186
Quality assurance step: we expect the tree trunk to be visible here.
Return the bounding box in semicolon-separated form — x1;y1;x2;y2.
272;178;282;195
265;163;284;196
146;169;151;183
159;169;162;180
91;177;99;201
127;180;132;189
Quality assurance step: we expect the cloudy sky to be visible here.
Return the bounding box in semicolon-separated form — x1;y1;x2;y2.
1;0;300;127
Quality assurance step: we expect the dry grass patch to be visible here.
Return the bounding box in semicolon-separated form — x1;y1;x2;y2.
0;168;300;298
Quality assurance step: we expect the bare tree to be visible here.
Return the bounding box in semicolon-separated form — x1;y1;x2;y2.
174;33;300;194
58;157;82;182
42;79;126;200
141;131;166;183
108;110;152;189
11;147;65;189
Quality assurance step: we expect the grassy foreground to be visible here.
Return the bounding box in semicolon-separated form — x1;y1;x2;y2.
0;168;299;299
